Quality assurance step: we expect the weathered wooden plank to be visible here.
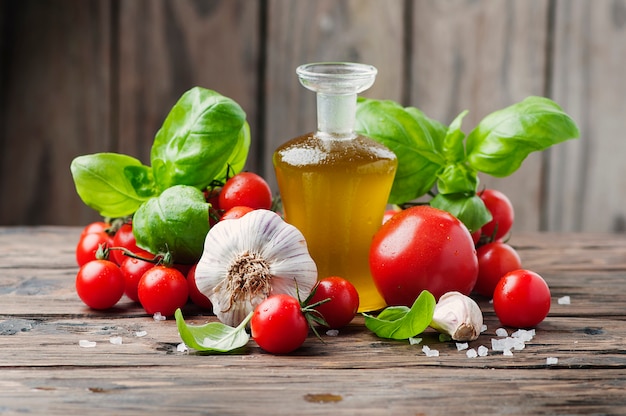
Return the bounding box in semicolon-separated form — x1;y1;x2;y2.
116;0;261;170
263;0;406;187
0;0;112;226
409;0;551;234
547;0;626;233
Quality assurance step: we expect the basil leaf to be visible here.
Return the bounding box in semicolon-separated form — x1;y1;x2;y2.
430;193;492;233
213;122;251;182
363;291;436;340
132;185;210;264
175;309;251;353
466;96;579;176
436;163;478;195
151;87;247;191
442;110;468;163
70;153;156;218
355;98;445;204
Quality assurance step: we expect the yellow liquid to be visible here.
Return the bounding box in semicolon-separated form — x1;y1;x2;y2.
273;133;397;312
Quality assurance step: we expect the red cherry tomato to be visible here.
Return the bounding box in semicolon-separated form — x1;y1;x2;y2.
111;223;142;265
382;208;401;224
137;266;189;317
80;221;110;236
205;187;222;226
474;242;522;298
308;276;359;329
480;189;514;241
219;172;272;212
75;259;125;310
251;294;309;354
493;269;551;328
220;206;255;221
75;231;113;266
186;264;213;310
120;256;155;303
369;205;478;305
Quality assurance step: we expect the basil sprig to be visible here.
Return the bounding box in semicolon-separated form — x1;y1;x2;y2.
70;87;250;263
355;96;579;231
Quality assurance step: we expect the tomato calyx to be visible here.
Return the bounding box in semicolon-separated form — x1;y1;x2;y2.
299;283;332;341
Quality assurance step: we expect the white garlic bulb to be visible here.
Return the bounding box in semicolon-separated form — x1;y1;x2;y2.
430;291;483;341
194;209;318;326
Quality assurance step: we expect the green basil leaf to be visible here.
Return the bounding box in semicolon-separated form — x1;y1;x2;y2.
175;309;251;353
70;153;156;218
363;290;436;340
443;110;468;163
436;162;478;195
213;121;251;182
466;96;579;177
132;185;210;264
151;87;247;191
430;193;492;233
355;98;445;204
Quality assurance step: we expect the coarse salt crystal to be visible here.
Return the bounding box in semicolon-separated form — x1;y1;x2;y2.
503;349;513;356
326;329;339;337
177;343;188;353
422;345;439;357
109;336;122;345
408;337;422;345
481;324;488;333
546;357;559;365
512;329;535;342
79;340;96;348
466;348;478;358
456;342;469;351
135;331;147;337
558;296;571;305
495;328;508;337
153;312;166;321
477;345;489;357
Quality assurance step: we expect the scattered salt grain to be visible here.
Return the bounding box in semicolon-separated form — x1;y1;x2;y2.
512;329;535;342
546;357;559;365
79;340;96;348
481;324;488;333
153;312;166;321
495;328;509;337
109;336;122;345
408;337;422;345
135;331;147;337
177;343;188;353
456;342;469;351
558;296;571;305
466;348;478;358
326;329;339;337
422;345;439;357
503;349;513;356
477;345;489;357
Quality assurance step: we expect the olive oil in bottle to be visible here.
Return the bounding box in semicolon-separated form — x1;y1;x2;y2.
273;63;397;312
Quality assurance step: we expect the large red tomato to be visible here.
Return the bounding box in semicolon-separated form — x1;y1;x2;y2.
369;205;478;306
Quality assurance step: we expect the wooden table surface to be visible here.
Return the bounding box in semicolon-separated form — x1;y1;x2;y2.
1;227;625;415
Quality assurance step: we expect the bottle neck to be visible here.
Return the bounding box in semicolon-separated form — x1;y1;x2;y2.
316;93;356;139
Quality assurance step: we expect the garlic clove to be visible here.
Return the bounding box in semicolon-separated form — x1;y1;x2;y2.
195;209;317;326
430;291;483;342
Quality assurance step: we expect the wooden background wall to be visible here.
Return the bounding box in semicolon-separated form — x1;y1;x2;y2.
1;0;625;233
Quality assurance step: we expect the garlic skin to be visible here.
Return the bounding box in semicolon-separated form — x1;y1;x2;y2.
194;209;318;326
430;291;483;341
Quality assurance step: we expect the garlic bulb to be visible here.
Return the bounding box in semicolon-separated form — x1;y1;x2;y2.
194;209;318;326
430;291;483;341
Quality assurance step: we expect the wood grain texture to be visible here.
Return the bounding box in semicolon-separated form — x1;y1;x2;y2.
1;227;626;415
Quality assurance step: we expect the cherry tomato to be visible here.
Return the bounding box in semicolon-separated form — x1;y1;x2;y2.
75;231;113;266
75;259;125;310
220;206;255;221
219;172;272;212
474;242;522;298
308;276;359;329
80;221;110;236
382;207;401;224
111;223;142;265
186;264;213;310
120;256;155;302
480;189;514;241
369;205;478;305
251;294;309;354
493;269;551;328
205;187;222;226
137;266;189;317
